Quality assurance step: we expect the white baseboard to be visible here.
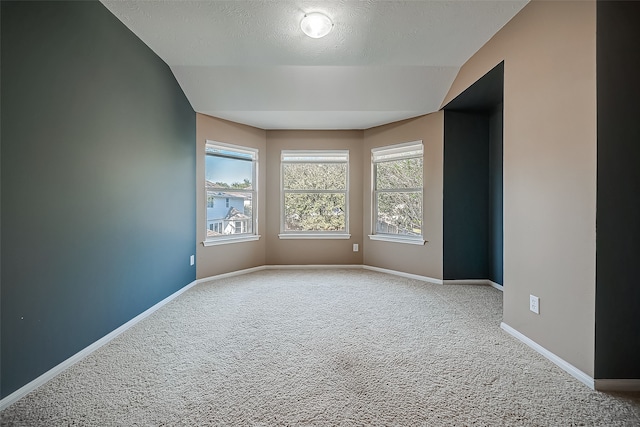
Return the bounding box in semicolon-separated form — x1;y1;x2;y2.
196;265;267;284
594;379;640;391
362;265;443;285
199;264;442;284
500;322;595;390
443;279;503;292
199;264;441;285
0;278;200;411
487;280;503;291
196;265;365;285
265;264;363;270
443;279;487;285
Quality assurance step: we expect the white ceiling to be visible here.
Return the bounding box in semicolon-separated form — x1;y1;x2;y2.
100;0;528;130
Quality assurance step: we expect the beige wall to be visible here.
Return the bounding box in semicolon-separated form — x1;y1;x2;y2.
443;1;597;375
363;113;444;280
196;113;267;278
265;130;364;265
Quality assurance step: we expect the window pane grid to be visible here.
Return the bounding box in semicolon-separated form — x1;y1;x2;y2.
205;140;258;241
371;141;423;239
281;150;349;235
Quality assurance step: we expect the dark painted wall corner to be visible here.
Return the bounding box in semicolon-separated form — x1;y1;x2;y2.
443;111;490;280
595;0;640;380
442;62;504;284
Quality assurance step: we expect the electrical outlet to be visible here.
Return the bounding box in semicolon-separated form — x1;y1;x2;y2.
529;295;539;314
190;255;195;266
353;243;359;252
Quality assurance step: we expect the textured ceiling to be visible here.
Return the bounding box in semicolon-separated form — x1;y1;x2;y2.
101;0;528;130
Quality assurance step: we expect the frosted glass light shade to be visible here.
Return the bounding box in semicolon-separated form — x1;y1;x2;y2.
301;13;333;39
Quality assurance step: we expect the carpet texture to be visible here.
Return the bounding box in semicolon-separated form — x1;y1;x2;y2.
2;269;639;426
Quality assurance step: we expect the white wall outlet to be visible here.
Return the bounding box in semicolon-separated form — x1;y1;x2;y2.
529;295;540;314
353;243;359;252
190;255;195;266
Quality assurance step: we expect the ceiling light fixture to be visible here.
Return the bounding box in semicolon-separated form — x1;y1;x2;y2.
300;12;333;39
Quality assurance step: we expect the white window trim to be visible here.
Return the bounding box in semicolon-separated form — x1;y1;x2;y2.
278;233;351;240
204;140;259;246
280;149;349;239
371;140;424;244
371;140;423;161
203;235;261;246
368;234;426;245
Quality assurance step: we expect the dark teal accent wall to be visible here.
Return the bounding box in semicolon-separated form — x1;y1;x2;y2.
595;0;640;379
1;1;196;398
488;104;504;285
443;112;490;280
442;63;504;284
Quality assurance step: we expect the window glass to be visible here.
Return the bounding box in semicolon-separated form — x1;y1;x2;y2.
281;150;349;235
372;142;423;239
205;141;258;241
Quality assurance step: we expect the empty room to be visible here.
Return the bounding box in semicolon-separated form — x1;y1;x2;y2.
1;0;639;425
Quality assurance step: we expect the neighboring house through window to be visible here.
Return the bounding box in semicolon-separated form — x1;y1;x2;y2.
371;141;425;245
280;150;350;239
204;141;259;245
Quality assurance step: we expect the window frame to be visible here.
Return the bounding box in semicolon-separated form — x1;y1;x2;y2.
279;149;351;240
203;140;260;246
370;141;426;245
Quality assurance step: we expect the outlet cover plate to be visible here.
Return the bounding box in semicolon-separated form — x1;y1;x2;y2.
529;295;539;314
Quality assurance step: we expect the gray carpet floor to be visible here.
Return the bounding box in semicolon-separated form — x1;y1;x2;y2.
2;269;639;426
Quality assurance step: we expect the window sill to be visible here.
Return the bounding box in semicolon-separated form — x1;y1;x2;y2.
203;235;261;247
279;233;351;240
368;234;426;245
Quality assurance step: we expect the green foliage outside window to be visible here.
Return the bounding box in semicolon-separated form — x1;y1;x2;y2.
373;143;423;238
282;152;348;233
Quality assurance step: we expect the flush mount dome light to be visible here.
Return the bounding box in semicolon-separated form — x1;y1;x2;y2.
301;12;333;39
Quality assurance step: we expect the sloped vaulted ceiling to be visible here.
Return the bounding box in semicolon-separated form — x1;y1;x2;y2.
101;0;528;130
